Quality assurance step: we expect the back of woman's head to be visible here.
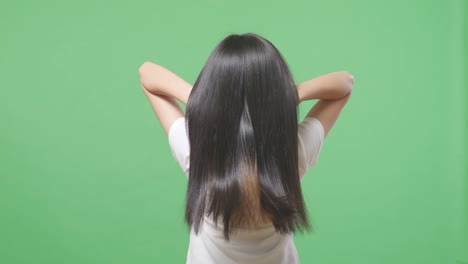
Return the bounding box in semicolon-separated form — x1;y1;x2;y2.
185;32;311;241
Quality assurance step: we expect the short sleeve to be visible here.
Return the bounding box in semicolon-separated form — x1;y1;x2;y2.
297;116;325;181
168;117;190;179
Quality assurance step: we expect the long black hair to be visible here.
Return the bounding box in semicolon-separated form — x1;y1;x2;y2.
185;32;311;241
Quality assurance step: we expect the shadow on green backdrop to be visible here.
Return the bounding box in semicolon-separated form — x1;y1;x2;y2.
0;0;466;263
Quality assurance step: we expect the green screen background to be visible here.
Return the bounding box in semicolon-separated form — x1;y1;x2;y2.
1;0;466;263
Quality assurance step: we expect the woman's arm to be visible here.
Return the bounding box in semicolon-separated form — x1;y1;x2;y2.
296;71;354;103
138;62;192;104
138;62;193;136
296;71;354;139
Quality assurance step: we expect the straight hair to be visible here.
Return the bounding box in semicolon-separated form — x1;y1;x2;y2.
185;32;312;241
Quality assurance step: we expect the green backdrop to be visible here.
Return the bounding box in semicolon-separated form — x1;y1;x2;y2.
1;0;466;263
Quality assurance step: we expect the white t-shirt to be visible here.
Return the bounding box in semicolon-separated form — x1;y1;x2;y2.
168;116;325;264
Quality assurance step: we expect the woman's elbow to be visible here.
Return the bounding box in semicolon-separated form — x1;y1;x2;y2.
343;71;355;93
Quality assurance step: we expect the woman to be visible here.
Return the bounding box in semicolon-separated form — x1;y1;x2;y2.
138;32;354;264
